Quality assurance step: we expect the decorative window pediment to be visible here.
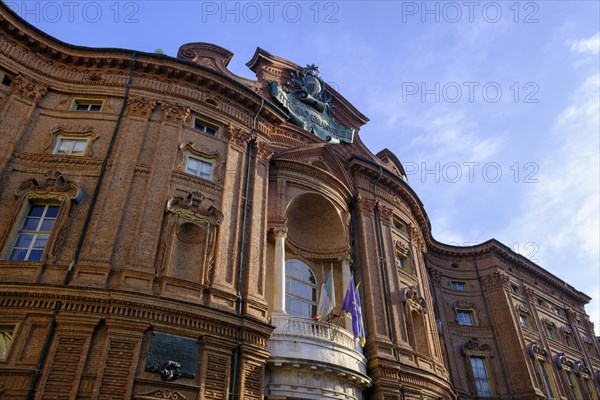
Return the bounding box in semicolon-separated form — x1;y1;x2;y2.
461;337;494;357
166;191;224;227
45;127;98;157
15;170;83;204
554;353;575;371
176;142;223;183
453;300;475;311
515;303;530;314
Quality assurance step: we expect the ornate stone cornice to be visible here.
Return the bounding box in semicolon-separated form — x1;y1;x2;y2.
15;170;83;203
10;74;48;102
255;141;274;161
12;151;104;169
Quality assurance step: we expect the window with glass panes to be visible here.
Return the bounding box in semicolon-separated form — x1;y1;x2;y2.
470;357;492;397
285;259;318;319
54;138;88;155
538;360;556;399
185;156;214;180
8;204;59;261
451;281;466;290
457;310;474;326
194;118;217;136
73;99;102;111
519;314;529;328
565;371;580;400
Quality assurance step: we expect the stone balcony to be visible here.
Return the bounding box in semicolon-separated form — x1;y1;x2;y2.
266;313;371;400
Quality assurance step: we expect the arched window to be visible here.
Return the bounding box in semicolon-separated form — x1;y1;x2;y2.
285;259;317;318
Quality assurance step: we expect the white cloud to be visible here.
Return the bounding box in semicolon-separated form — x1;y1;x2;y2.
569;32;600;55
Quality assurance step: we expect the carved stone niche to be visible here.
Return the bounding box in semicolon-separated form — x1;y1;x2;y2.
158;191;224;285
461;337;494;357
527;342;549;360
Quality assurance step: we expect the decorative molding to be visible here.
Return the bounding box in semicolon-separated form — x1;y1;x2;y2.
137;389;188;399
43;127;99;157
10;74;48;102
255;140;274;161
575;361;591;377
429;268;442;285
15;170;83;204
453;300;474;311
543;318;557;327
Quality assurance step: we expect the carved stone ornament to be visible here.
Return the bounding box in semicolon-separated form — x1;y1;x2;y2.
127;96;157;117
429;268;442;285
527;342;549;360
453;300;475;311
575;361;591;377
145;360;194;382
166;191;224;227
461;337;494;357
560;325;572;335
137;389;188;399
515;303;530;314
554;353;575;371
543;318;557;327
256;140;274;160
176;142;224;183
394;240;409;256
271;64;355;144
482;271;510;289
160;102;191;123
15;170;83;204
401;286;427;313
224;123;251;147
10;74;48;102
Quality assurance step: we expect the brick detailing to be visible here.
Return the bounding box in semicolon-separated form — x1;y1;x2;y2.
243;363;263;400
41;336;86;398
98;339;137;398
204;354;229;400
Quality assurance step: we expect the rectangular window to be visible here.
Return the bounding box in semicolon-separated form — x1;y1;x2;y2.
566;371;581;400
54;138;88;156
538;360;556;399
547;326;556;340
519;314;529;328
511;285;519;294
451;281;466;291
554;307;562;316
194;118;218;136
583;379;597;400
0;324;16;360
457;310;474;326
73;99;102;111
8;204;59;261
470;357;493;397
185;156;214;180
396;252;406;269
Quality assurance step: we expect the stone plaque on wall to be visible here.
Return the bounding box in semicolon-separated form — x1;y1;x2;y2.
145;332;199;381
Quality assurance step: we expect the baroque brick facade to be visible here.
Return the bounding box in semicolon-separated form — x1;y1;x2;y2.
0;3;597;400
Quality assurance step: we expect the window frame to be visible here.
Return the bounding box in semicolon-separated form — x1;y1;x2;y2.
469;356;494;398
6;203;61;262
71;98;103;112
193;116;219;137
53;137;90;156
457;309;475;326
184;155;215;181
451;281;466;291
284;259;318;319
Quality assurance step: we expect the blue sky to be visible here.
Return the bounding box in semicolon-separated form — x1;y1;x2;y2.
6;0;599;327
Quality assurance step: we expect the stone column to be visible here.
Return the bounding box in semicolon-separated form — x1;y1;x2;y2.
273;227;287;314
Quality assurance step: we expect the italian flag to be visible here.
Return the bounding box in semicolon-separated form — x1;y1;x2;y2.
315;270;335;320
